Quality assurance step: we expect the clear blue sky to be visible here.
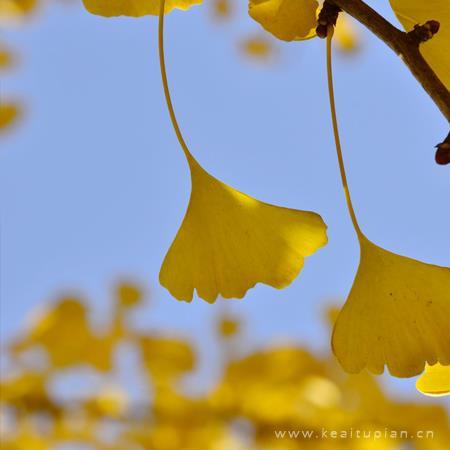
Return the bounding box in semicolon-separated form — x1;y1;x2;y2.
1;1;449;402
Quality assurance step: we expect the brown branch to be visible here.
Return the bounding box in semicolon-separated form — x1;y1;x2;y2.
327;0;450;123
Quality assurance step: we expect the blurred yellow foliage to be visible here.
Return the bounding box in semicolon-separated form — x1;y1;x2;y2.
0;0;36;24
211;0;231;20
334;14;359;53
0;102;21;133
10;297;116;371
1;283;449;449
240;34;275;61
217;314;240;337
0;44;16;69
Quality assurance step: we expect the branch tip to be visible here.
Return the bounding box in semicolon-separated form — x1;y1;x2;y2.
408;20;441;46
316;1;341;39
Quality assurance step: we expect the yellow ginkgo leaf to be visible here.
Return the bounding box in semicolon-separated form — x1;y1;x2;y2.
248;0;319;41
160;158;327;303
416;363;450;397
157;0;326;303
332;236;450;377
390;0;450;90
82;0;202;17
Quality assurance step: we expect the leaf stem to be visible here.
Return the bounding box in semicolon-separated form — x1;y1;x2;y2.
326;27;364;240
158;0;195;163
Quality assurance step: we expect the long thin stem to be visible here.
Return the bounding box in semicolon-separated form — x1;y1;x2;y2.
158;0;194;162
326;27;364;239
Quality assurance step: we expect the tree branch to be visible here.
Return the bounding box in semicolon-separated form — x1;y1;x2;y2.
328;0;450;123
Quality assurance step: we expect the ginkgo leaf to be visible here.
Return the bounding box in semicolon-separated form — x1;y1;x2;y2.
332;235;450;377
390;0;450;90
416;363;450;397
82;0;202;17
160;157;327;303
248;0;319;41
156;0;326;303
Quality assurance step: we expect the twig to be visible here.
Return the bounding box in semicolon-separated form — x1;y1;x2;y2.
435;131;450;165
326;0;450;123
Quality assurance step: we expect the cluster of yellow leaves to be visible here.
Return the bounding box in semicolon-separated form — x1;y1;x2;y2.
1;287;449;450
248;0;447;83
81;0;449;383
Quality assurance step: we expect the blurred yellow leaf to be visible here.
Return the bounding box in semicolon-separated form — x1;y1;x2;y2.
0;0;36;23
140;336;195;381
390;0;450;90
239;34;275;61
217;315;240;337
82;0;202;17
160;158;327;303
1;425;50;450
116;282;142;308
332;236;450;377
0;102;21;133
0;44;15;69
249;0;318;41
85;384;129;417
0;372;56;414
416;363;450;397
11;298;115;371
334;14;359;53
212;0;231;20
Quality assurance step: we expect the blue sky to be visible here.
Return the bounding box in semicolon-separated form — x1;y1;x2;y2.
1;1;449;402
